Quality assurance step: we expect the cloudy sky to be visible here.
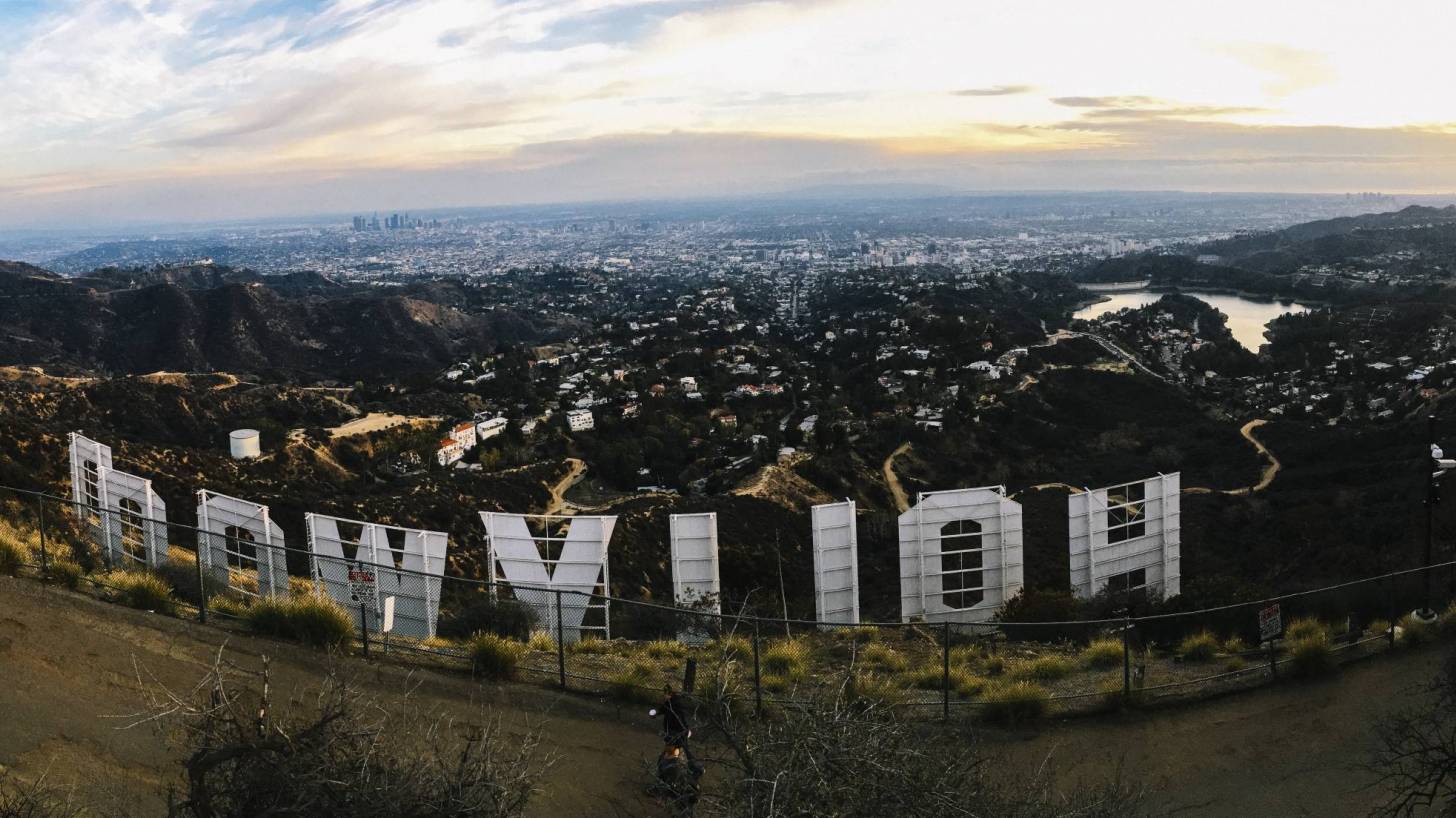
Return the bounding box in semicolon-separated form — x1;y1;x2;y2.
3;0;1456;224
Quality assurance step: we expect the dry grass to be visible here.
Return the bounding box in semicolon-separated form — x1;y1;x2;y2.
1284;617;1329;643
860;642;908;673
607;660;663;704
527;631;557;653
99;569;176;614
979;681;1050;725
1007;655;1075;682
243;594;354;647
466;632;528;680
1177;632;1220;663
1287;631;1333;677
1081;638;1123;670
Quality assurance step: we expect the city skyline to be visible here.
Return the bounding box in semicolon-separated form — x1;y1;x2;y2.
5;0;1456;225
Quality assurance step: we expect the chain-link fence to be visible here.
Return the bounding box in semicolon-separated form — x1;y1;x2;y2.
1;482;1453;721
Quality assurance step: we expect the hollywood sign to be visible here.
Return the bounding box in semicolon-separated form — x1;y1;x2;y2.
66;432;1181;635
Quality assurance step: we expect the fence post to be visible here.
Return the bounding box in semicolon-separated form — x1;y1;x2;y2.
555;590;567;690
35;494;49;581
195;545;208;624
360;601;370;658
941;621;951;721
1122;613;1131;702
752;620;763;717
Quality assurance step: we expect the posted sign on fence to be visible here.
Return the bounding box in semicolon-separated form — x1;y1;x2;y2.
348;563;377;605
1259;603;1282;642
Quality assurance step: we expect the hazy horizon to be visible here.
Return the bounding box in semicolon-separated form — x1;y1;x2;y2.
6;1;1456;226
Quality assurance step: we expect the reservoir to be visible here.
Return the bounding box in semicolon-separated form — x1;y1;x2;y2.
1073;290;1312;352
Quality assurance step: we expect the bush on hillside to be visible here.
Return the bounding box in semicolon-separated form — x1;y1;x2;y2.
1081;638;1124;670
979;681;1050;725
101;569;177;614
437;597;537;642
466;633;527;681
1177;632;1219;663
243;595;353;647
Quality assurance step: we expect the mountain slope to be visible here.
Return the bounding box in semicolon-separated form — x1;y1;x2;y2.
0;262;544;379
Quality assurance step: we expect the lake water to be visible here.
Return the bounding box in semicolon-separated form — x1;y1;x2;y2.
1072;290;1312;352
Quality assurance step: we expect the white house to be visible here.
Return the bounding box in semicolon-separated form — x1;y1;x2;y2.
567;409;595;432
476;416;508;441
679;376;698;392
436;438;466;467
451;421;477;450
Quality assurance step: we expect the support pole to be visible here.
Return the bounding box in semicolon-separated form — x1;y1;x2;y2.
752;620;763;716
195;547;208;624
1425;414;1437;615
35;495;49;581
941;621;951;721
360;601;370;658
1122;614;1131;702
555;590;567;690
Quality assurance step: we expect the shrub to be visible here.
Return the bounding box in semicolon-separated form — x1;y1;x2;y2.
861;643;908;673
101;569;176;614
950;667;986;698
208;595;251;619
0;537;25;576
1369;618;1393;639
1398;613;1436;647
153;557;217;606
466;633;527;681
949;645;982;667
900;663;947;691
48;558;84;590
1081;638;1123;670
705;634;751;659
643;639;687;660
1287;632;1333;677
1007;655;1074;682
243;595;354;647
527;631;557;653
437;596;537;641
607;660;660;704
1222;635;1248;654
1285;616;1328;643
762;641;808;678
980;681;1050;725
981;656;1005;677
1177;631;1220;663
1224;655;1247;672
848;673;903;705
567;636;615;655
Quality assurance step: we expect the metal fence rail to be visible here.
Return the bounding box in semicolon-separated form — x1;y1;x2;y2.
1;481;1452;720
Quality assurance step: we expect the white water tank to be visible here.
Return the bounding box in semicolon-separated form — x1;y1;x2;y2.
229;429;261;460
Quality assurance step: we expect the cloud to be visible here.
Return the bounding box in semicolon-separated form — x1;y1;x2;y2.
1219;42;1336;96
3;0;1456;223
952;84;1034;97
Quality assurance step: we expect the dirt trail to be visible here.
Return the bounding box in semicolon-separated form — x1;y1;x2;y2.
327;412;439;440
0;576;658;817
882;442;913;513
1184;419;1278;496
541;458;587;516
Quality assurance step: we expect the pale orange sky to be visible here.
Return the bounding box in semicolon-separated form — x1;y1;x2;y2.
3;0;1456;222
